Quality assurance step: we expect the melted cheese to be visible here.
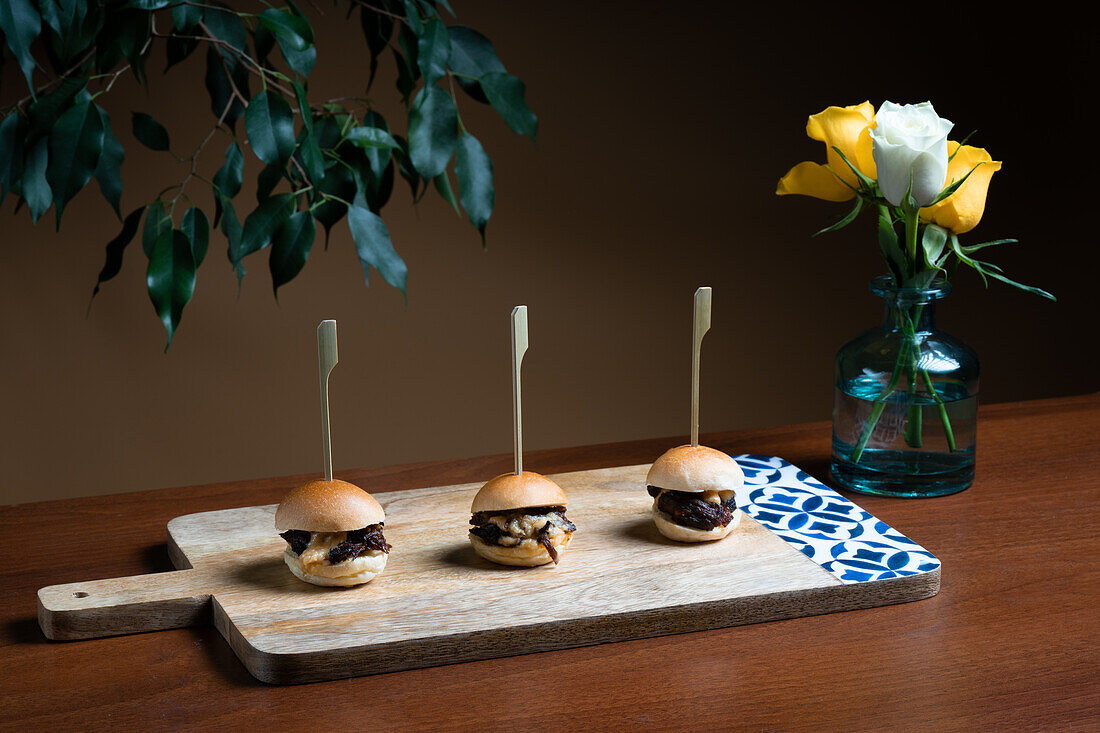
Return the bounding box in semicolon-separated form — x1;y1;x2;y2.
485;512;571;548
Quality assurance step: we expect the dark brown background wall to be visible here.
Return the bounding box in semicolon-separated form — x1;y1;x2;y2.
1;2;1093;504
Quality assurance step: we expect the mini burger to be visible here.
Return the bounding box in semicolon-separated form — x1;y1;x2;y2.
646;445;744;542
468;472;576;567
275;479;391;586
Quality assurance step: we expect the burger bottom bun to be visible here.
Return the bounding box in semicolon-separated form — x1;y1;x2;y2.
652;503;741;543
469;533;572;567
283;548;387;587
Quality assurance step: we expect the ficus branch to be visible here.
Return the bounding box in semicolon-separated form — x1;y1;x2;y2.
169;97;236;211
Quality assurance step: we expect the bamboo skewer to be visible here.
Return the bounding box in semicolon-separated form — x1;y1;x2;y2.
690;287;712;447
317;319;339;482
510;305;529;476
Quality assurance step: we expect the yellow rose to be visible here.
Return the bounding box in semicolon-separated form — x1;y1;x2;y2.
920;142;1001;234
776;102;877;202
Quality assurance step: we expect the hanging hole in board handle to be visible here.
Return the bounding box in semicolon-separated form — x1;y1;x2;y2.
72;592;89;598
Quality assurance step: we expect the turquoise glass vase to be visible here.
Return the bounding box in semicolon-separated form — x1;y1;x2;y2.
830;276;979;497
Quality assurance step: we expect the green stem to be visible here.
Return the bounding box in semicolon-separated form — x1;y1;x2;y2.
904;203;920;278
921;369;957;451
902;309;923;448
850;337;909;463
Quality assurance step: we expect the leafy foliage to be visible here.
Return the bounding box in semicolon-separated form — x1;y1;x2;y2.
819;145;1053;300
0;0;536;349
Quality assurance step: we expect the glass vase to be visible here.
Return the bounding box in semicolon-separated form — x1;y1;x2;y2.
830;276;979;497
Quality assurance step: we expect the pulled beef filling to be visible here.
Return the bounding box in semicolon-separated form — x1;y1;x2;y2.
278;523;391;565
469;506;576;564
279;529;311;556
647;485;737;531
469;505;570;527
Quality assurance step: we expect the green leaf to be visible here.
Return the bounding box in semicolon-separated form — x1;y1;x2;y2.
480;72;537;140
433;170;460;216
269;210;315;296
0;113;28;202
219;196;245;282
447;27;505;75
23;138;52;223
402;0;424;35
171;2;202;31
48;100;105;226
0;0;42;93
422;0;455;17
238;193;294;265
397;21;420;81
312;163;355;244
90;206;144;303
876;205;905;284
256;163;284;202
95;9;150;77
203;3;249;59
455;131;493;239
347;203;407;295
359;5;394;90
417;18;450;85
142;201;171;256
146;228;197;350
92;106;124;217
165;34;199;72
261;8;315;76
181;207;210;266
213;141;244;199
312;113;344;150
259;8;313;51
132;111;171;152
927;164;982;206
829;145;875;193
981;270;1056;301
125;0;174;9
346;125;401;150
253;21;276;64
921;224;948;269
814;195;862;237
948;236;1055;301
245;90;296;166
203;46;248;130
292;83;325;183
26;77;86;130
408;85;457;179
447;26;504;103
393;48;416;104
960;238;1018;254
392;135;421;200
282;37;316;78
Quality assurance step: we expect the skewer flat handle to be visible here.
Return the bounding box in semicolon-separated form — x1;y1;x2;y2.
318;320;339;481
691;287;712;447
511;306;529;476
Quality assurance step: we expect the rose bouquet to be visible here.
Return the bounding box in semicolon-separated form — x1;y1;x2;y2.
777;101;1053;471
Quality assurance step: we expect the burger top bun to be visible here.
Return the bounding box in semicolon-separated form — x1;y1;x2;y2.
646;444;744;494
275;479;385;532
471;471;568;513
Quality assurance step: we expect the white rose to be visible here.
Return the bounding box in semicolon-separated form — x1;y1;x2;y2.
870;101;953;207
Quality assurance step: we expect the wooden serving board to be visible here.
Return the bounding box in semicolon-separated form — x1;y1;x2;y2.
37;456;940;684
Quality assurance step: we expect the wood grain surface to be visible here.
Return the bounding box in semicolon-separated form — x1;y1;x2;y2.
37;464;936;683
2;394;1097;729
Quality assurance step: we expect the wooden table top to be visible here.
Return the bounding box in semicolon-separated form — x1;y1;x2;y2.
2;393;1097;730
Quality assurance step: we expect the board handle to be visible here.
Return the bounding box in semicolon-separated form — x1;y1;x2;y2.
38;569;215;641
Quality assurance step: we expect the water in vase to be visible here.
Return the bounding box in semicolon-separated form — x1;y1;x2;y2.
830;376;977;497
